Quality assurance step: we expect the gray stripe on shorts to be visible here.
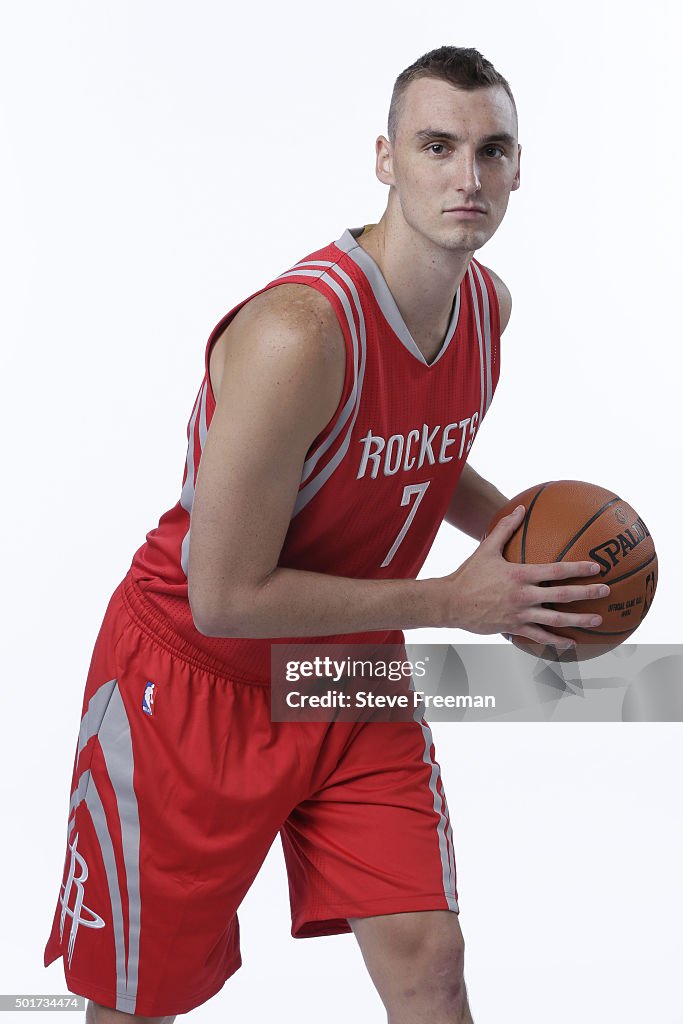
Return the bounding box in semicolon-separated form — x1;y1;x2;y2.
68;682;142;1012
410;688;459;911
97;684;142;1011
76;678;117;761
67;769;128;1001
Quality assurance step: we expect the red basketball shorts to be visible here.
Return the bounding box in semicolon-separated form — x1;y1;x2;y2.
44;573;459;1017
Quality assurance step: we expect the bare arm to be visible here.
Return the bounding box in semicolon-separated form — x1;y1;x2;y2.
188;283;607;647
444;463;509;540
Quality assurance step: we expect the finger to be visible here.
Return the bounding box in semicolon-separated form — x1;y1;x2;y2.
530;582;610;604
515;626;576;650
523;560;604;583
486;504;525;551
532;607;603;630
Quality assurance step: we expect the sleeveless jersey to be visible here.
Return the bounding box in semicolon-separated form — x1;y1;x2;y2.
127;225;501;683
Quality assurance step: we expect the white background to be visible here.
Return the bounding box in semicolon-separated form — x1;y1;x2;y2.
2;1;681;1021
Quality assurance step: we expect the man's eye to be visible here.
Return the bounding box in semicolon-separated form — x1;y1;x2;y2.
428;144;447;155
484;146;504;158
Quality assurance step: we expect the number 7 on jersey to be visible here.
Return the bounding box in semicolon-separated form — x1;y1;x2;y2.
380;481;431;568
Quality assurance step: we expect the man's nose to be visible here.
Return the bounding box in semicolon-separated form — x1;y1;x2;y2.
454;154;481;193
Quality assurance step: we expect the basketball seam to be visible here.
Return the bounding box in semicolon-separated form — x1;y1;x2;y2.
522;483;551;564
600;551;657;587
554;496;622;562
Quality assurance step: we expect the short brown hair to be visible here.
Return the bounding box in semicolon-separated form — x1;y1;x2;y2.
388;46;517;143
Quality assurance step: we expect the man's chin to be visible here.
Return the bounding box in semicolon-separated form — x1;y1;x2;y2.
438;229;490;253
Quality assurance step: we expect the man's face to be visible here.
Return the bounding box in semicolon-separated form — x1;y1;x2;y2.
378;78;521;253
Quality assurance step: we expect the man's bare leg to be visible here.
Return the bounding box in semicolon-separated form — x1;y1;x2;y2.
349;910;474;1024
85;1002;176;1024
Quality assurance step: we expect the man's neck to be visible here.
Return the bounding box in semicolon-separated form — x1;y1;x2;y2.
355;210;473;360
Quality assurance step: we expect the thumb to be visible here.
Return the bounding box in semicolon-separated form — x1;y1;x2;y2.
485;504;525;550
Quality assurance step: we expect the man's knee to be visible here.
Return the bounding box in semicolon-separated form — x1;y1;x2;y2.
85;1000;176;1024
396;921;466;1005
350;910;468;1015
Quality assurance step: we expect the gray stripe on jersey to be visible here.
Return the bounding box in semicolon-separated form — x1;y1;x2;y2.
180;384;204;515
273;262;367;515
180;381;208;577
468;266;487;429
275;260;361;482
198;376;208;447
429;287;462;367
334;228;462;367
76;677;117;761
471;262;493;412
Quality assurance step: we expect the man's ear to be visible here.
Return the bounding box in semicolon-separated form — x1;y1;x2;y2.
512;143;522;191
375;135;396;186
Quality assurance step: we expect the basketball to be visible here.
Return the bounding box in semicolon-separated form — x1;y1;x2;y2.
486;480;658;659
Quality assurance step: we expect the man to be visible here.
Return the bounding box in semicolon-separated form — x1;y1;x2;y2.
44;46;608;1024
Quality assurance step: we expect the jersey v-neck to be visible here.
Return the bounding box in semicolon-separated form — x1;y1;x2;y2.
334;225;462;368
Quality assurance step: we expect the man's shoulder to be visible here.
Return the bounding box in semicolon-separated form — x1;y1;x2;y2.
210;282;346;398
240;282;342;340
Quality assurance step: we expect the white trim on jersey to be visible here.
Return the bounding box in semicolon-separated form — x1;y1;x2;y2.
468;265;489;431
198;373;209;447
471;261;494;414
179;381;208;577
273;259;368;518
334;227;462;368
276;261;361;483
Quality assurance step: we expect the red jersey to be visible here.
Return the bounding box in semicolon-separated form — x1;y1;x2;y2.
127;226;501;682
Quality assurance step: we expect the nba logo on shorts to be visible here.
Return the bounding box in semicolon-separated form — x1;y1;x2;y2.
142;681;156;716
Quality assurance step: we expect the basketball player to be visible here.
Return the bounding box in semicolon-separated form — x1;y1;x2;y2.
44;47;610;1024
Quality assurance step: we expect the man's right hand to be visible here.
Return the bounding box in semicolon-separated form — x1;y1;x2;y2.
436;505;610;649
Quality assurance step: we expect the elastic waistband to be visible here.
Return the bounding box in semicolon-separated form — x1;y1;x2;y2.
120;572;270;685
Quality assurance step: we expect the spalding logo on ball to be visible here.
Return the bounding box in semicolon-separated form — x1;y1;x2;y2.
486;480;658;660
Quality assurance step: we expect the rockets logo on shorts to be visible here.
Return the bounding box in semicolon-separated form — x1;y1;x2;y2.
142;682;156;716
59;832;106;966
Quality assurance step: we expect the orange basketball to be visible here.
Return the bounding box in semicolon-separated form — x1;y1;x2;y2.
486;480;658;660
